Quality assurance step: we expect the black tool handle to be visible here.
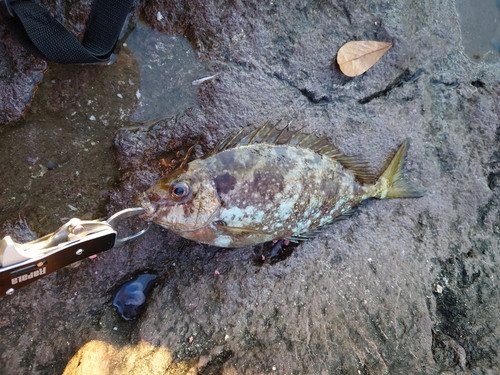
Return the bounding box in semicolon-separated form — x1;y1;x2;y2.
0;232;116;296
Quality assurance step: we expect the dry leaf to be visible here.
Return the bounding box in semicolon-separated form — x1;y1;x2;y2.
337;41;393;77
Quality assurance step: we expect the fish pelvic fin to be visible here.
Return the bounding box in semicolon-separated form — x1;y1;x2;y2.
377;139;426;199
214;221;273;236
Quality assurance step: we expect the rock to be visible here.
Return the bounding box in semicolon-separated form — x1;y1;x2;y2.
0;0;97;126
62;340;175;375
1;0;500;374
0;24;46;126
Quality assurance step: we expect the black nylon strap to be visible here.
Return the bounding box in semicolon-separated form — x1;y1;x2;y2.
2;0;133;64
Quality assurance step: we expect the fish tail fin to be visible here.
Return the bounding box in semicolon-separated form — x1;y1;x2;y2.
377;139;426;199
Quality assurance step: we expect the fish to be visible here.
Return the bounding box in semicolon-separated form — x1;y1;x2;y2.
135;122;425;248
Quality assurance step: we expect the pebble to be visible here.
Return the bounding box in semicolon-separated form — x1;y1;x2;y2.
46;161;56;170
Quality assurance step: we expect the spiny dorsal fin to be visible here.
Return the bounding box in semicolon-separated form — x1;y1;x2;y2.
209;122;377;185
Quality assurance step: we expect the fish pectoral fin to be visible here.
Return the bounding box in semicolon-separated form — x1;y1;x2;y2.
214;222;272;236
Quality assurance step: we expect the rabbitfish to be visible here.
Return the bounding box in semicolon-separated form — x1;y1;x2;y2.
136;122;425;248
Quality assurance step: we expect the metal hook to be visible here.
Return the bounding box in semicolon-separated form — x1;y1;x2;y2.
106;207;150;247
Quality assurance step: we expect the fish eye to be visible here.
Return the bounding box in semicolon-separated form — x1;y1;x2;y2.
169;181;191;201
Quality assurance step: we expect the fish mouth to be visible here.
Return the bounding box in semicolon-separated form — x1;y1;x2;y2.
134;192;157;219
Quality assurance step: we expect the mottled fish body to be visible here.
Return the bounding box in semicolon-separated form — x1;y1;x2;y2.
136;123;425;247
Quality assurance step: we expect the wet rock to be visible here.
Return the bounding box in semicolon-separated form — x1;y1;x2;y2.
1;0;500;374
125;21;207;122
0;24;46;126
432;331;467;371
0;0;98;126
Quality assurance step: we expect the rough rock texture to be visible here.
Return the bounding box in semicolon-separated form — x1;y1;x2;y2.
0;23;46;126
0;0;96;126
1;0;500;374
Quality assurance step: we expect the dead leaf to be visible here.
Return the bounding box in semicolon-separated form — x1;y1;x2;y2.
337;41;393;77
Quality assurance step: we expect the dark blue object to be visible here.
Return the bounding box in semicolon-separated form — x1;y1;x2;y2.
113;273;157;320
2;0;133;64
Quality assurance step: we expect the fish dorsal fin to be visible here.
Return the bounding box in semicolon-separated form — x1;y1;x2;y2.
209;122;377;185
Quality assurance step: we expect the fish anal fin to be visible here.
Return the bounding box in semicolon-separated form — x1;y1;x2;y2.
287;226;328;242
287;207;360;241
334;207;358;221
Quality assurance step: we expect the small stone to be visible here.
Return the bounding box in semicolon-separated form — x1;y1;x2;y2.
117;93;123;99
68;204;78;211
157;11;163;21
435;284;443;294
135;90;141;100
46;161;56;170
89;115;96;121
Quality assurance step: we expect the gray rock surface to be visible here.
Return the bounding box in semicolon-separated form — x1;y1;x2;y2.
1;0;500;374
0;23;46;126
